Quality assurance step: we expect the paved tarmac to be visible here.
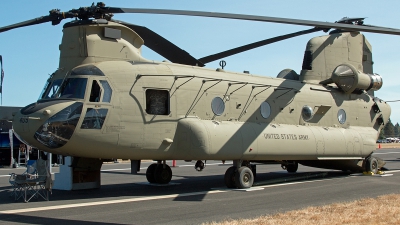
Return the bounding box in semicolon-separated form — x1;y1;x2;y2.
0;148;399;224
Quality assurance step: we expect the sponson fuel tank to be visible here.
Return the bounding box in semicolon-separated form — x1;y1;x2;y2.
171;117;378;160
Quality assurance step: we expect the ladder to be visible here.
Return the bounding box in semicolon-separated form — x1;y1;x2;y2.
18;144;29;166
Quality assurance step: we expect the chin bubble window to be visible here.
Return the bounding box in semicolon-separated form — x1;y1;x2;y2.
34;102;83;148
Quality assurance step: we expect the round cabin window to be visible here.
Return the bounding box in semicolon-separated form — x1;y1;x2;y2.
302;105;314;121
338;109;346;124
260;102;271;119
211;97;225;116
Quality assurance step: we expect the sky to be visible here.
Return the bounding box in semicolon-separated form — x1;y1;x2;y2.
0;0;400;124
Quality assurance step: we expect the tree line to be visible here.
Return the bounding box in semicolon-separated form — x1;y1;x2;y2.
379;118;399;139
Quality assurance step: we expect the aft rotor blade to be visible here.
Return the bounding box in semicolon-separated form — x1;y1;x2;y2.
199;27;320;64
106;8;400;35
114;20;204;66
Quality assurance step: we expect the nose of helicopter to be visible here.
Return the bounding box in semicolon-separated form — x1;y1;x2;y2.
13;100;82;151
377;98;392;125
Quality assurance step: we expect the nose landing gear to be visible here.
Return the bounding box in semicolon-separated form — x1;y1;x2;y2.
146;161;172;184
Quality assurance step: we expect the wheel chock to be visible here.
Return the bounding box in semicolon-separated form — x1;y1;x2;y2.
377;170;385;175
363;171;375;176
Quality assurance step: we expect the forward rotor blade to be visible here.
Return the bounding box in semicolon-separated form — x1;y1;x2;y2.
113;20;204;66
199;28;320;64
105;8;400;35
0;16;53;33
0;10;76;33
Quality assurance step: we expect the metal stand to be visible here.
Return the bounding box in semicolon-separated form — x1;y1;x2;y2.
131;160;141;174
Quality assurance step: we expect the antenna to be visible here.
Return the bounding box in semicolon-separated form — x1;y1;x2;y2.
0;55;3;105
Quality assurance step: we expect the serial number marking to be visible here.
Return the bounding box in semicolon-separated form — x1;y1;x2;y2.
263;133;309;140
264;133;280;139
298;135;309;140
106;126;126;132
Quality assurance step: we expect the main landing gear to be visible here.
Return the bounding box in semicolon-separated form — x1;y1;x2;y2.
146;161;172;184
224;160;256;189
364;156;379;174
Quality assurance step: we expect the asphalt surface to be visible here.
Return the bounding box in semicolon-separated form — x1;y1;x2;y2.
0;148;399;225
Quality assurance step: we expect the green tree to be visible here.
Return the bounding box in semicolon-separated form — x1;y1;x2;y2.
395;123;400;138
379;128;385;139
384;118;395;138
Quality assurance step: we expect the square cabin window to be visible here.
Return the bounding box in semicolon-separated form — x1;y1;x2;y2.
146;89;169;115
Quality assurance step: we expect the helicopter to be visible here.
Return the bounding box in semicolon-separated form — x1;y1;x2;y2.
1;2;398;189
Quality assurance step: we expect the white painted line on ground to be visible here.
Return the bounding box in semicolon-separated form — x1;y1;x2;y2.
101;162;225;171
350;174;394;177
0;190;226;214
257;177;341;189
231;187;265;192
135;182;181;186
379;174;394;177
178;163;225;167
1;170;396;214
0;163;217;177
100;164;203;172
374;152;400;154
0;168;25;171
385;170;400;173
100;168;131;172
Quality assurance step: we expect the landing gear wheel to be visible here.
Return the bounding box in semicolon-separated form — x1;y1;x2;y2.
224;166;236;188
250;164;257;180
154;164;172;184
365;157;378;174
286;162;298;173
146;163;158;183
234;166;254;189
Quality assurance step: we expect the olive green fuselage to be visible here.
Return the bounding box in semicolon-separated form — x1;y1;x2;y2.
12;21;390;164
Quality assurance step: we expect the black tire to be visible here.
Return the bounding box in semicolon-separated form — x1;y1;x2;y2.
224;166;236;188
286;162;298;173
365;157;378;174
250;164;257;180
146;163;158;183
234;166;254;189
154;164;172;184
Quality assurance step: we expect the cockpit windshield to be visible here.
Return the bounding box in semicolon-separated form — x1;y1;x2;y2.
57;78;87;99
39;78;88;100
39;79;62;100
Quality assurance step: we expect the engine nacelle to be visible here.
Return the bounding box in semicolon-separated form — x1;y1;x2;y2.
331;64;383;94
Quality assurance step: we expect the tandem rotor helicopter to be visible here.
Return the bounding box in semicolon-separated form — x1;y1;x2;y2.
1;2;399;189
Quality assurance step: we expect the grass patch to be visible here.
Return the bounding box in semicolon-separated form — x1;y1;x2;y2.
205;193;400;225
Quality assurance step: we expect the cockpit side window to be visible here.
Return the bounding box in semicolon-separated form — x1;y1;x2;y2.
89;80;101;102
100;80;112;102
